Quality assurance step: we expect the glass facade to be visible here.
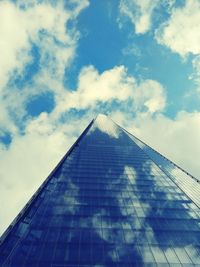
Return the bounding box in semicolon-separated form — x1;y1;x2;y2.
0;114;200;267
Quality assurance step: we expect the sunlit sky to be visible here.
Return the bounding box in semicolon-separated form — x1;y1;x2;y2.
1;0;200;234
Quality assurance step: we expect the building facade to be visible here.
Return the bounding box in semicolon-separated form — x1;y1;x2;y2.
0;114;200;267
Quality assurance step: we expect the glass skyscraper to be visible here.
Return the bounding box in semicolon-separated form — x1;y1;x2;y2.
0;114;200;267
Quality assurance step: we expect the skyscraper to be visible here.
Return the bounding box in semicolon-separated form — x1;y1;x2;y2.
0;114;200;267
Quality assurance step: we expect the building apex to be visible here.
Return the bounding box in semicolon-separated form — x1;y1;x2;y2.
96;113;108;119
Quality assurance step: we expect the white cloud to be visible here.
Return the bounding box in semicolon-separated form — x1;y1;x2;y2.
0;0;89;134
52;65;132;115
122;43;142;57
119;0;159;34
0;1;68;88
109;110;129;127
133;79;166;113
76;65;133;106
0;102;18;135
54;65;166;115
155;0;200;103
155;0;200;57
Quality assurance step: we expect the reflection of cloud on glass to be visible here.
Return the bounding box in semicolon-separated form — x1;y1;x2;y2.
174;247;193;265
167;166;200;207
92;213;103;238
124;165;137;183
60;177;80;215
79;216;92;228
185;245;200;265
107;248;119;263
142;159;160;176
131;132;200;208
88;114;120;138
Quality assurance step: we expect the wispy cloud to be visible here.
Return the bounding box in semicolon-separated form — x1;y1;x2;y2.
0;0;89;134
118;0;159;34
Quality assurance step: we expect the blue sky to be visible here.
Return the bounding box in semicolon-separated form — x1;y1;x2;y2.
1;0;200;234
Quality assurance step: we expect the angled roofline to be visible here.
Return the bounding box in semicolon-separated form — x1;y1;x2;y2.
111;118;200;209
108;114;199;183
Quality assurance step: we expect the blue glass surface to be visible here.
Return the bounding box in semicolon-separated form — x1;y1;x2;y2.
0;114;200;266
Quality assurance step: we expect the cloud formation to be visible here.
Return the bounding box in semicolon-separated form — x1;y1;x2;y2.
119;0;159;34
155;0;200;56
0;0;89;134
0;0;86;87
154;0;200;104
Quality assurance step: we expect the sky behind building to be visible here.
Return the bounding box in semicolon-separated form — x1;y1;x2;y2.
0;0;200;235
